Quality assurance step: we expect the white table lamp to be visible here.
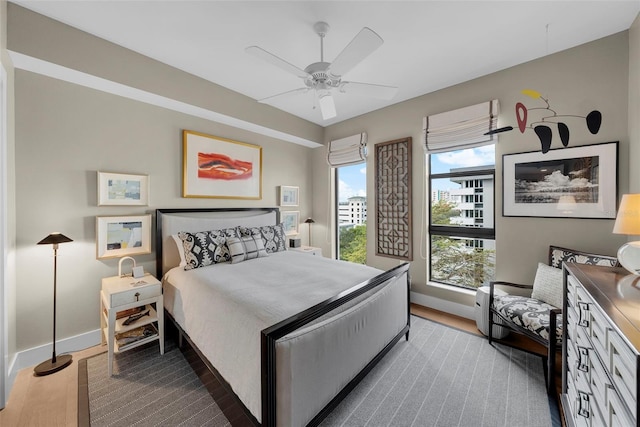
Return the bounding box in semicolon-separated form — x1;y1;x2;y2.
613;194;640;274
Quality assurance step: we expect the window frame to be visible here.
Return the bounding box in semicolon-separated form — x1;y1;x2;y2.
428;159;496;287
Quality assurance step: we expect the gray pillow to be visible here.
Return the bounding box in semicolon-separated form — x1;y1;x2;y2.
531;262;563;309
239;224;287;253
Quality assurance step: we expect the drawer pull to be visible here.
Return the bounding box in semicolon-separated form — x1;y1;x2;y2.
578;391;590;418
577;346;589;372
135;292;140;302
578;302;589;327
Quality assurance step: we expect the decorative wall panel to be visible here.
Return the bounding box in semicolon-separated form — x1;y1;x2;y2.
375;137;412;260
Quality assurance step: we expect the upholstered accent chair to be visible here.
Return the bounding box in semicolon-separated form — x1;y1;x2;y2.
488;245;618;394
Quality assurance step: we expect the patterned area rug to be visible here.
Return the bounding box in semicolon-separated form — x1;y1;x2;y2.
79;316;558;426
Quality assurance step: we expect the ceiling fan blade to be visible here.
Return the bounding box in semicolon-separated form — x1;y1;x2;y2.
329;27;383;77
340;81;398;100
245;46;310;79
318;92;337;120
257;87;310;103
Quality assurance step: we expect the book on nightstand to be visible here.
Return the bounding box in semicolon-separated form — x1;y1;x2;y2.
115;324;158;349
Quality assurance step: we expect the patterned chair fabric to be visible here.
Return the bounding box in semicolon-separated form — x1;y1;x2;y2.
492;295;562;346
549;246;619;269
488;245;617;395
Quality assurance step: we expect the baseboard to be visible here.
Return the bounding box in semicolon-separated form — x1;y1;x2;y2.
8;329;101;381
410;291;475;320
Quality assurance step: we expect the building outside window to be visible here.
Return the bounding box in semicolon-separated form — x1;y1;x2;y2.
428;146;496;289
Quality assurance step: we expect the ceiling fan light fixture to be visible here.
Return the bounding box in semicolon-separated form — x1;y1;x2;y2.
318;92;337;120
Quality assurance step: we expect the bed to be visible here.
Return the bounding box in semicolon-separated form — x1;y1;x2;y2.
156;208;410;426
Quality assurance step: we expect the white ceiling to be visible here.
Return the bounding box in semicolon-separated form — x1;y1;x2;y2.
12;1;640;127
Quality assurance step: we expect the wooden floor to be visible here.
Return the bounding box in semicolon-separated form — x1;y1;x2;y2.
0;304;558;426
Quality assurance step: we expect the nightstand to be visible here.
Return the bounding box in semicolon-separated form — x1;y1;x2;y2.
290;245;323;256
100;273;164;376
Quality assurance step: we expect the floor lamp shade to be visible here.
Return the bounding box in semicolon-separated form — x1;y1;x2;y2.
35;232;73;376
613;194;640;275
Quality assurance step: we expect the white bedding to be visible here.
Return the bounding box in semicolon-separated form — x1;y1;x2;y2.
163;250;384;422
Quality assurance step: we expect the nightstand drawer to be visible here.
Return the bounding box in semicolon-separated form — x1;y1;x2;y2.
102;275;161;307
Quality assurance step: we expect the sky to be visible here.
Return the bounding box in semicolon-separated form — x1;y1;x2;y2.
336;145;496;200
338;163;366;202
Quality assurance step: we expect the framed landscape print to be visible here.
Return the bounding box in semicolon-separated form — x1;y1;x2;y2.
279;186;299;206
97;171;149;206
281;211;300;235
503;141;618;219
182;130;262;199
96;214;152;259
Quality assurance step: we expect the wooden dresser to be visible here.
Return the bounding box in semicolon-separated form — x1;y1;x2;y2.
563;263;640;426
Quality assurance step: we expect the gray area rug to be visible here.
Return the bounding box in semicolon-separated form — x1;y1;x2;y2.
83;342;231;426
321;315;556;427
81;316;556;426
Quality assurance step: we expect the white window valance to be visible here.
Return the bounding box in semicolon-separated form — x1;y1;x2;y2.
327;132;367;167
424;99;499;153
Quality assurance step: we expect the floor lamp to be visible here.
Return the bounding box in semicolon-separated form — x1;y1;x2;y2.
35;232;73;376
304;218;315;246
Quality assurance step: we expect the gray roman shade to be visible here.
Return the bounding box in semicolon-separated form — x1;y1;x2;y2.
424;99;499;153
327;133;367;167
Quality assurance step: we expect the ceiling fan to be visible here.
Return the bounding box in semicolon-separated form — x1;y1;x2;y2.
246;21;398;120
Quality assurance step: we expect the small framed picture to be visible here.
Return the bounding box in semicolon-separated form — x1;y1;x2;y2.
279;186;299;206
96;214;152;259
281;211;300;235
98;172;149;206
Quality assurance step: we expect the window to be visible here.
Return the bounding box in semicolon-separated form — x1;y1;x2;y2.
336;163;367;264
428;146;496;289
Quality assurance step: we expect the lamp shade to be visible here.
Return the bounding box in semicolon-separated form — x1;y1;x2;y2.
613;194;640;235
613;194;640;275
304;218;315;224
38;232;73;245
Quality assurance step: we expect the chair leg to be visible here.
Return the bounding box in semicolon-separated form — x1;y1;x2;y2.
547;313;558;395
488;312;493;345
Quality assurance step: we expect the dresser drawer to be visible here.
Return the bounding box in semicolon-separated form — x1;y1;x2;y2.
588;305;610;361
567;275;580;307
608;389;636;427
609;331;637;410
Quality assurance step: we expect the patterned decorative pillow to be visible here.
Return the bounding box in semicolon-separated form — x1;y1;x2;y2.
531;262;563;308
177;227;240;270
227;235;268;264
239;224;287;253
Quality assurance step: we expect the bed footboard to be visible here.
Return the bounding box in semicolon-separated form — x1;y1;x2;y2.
261;262;411;427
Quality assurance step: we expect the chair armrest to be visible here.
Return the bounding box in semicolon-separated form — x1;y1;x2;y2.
489;281;533;290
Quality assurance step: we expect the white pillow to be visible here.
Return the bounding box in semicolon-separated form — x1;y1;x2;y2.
171;234;187;267
531;262;563;309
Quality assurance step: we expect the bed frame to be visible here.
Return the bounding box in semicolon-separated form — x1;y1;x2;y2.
156;207;411;426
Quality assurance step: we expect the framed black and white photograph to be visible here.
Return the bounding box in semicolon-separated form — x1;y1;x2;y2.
281;211;300;235
98;171;149;206
96;214;152;259
279;186;299;206
503;141;618;219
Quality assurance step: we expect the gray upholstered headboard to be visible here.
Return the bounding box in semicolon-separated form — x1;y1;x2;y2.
155;208;279;277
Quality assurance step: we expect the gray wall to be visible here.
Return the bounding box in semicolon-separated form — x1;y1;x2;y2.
630;15;640;194
318;31;632;309
7;5;321;352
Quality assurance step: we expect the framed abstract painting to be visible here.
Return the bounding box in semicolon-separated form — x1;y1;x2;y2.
182;130;262;199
